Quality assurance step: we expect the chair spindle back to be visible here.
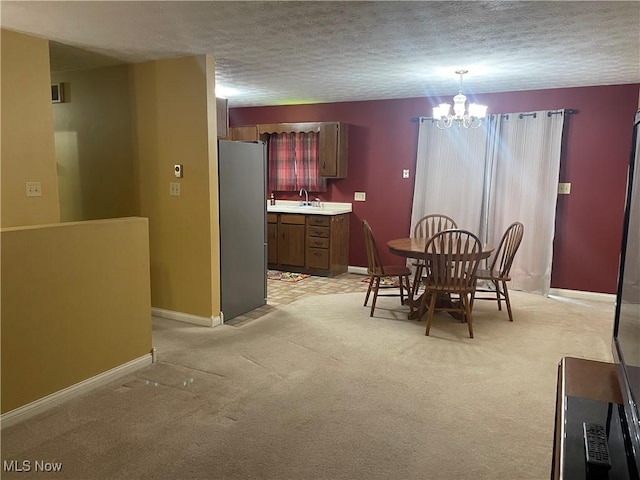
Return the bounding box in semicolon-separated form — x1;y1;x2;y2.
363;220;385;275
426;230;482;291
489;222;524;276
413;214;457;239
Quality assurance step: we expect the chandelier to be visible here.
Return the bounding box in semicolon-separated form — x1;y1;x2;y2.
433;70;488;129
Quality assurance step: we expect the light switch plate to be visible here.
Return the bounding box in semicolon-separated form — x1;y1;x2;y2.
170;182;181;196
354;192;366;202
402;169;410;178
558;182;571;195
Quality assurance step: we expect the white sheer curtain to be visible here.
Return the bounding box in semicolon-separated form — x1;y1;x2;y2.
486;110;565;295
412;110;566;295
410;117;494;234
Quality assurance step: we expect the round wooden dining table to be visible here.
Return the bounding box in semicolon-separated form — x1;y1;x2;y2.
387;237;494;260
386;237;494;320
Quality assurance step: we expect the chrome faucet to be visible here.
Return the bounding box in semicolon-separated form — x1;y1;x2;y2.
299;188;311;206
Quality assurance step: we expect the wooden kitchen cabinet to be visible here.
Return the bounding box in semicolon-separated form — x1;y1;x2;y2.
229;126;259;141
250;121;349;178
319;122;348;178
322;213;349;276
216;97;228;139
267;212;349;277
306;215;331;270
276;214;306;267
267;213;278;265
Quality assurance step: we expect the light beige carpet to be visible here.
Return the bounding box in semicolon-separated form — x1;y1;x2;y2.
1;291;615;479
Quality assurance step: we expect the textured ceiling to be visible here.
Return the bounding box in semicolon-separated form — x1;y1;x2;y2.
1;1;639;108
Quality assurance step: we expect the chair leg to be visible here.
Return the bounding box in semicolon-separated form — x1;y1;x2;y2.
470;289;476;312
463;293;474;338
502;281;514;322
370;277;380;317
493;280;502;311
417;287;430;322
409;278;419;317
403;275;413;310
425;292;437;335
411;265;423;301
364;276;373;306
398;276;405;306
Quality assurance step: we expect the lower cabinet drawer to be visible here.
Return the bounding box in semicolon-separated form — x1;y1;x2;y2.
307;216;330;227
307;248;329;270
280;214;306;225
307;226;330;238
307;237;329;249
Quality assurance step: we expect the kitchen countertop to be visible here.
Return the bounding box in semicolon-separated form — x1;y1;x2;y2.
266;200;352;215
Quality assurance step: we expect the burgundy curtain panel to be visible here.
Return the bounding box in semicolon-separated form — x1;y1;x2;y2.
295;132;326;192
268;133;296;192
268;131;326;193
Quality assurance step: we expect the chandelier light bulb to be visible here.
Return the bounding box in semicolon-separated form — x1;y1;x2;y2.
452;92;467;118
433;70;487;129
468;103;488;119
433;103;450;120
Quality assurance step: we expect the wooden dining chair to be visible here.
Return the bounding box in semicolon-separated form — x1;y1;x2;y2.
362;220;412;317
417;229;482;338
472;222;524;322
410;214;458;299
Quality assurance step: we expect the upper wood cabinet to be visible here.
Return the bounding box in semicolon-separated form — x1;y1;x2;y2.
234;121;349;178
229;126;259;141
319;122;348;178
258;123;322;134
216;97;228;139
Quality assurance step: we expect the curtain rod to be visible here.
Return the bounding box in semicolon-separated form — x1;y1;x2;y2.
411;109;577;122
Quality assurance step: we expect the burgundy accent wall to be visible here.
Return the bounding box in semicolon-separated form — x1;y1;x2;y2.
231;84;639;293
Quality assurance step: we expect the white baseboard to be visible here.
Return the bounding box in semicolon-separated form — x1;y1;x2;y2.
151;307;222;327
549;288;615;303
348;266;368;275
1;353;153;429
346;270;615;304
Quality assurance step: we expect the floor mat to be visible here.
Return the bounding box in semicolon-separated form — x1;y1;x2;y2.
267;270;311;283
361;276;400;288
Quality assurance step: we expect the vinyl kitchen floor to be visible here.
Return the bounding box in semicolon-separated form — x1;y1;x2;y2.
225;272;371;327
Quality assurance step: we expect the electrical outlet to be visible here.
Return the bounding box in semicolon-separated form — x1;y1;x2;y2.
354;192;366;202
402;169;410;179
170;182;181;196
26;181;42;197
558;182;571;195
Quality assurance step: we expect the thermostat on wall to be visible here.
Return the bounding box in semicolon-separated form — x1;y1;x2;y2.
174;164;183;178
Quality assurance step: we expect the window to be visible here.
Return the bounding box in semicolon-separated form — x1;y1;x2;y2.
267;132;326;192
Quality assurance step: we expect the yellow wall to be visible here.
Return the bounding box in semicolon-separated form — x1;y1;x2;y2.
207;57;222;319
51;65;137;222
1;29;60;227
1;217;152;413
132;56;220;319
0;31;221;415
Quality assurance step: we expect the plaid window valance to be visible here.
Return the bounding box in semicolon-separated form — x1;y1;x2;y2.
268;132;326;193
